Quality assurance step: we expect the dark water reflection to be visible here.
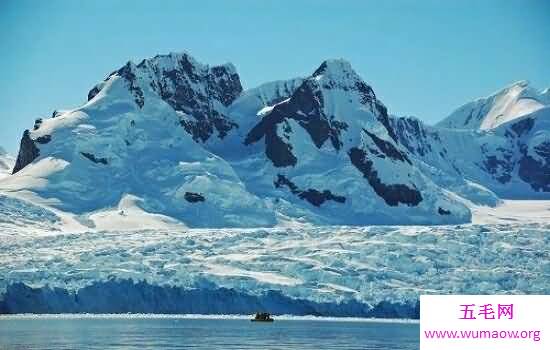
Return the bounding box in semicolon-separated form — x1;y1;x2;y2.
0;317;419;349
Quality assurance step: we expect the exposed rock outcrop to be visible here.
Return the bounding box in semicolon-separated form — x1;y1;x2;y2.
12;130;39;174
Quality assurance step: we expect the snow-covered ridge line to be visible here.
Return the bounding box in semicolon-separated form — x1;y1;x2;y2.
3;50;549;229
437;80;550;130
3;50;475;227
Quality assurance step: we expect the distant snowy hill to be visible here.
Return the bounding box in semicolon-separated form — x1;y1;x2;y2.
0;147;14;179
437;81;550;130
393;110;550;198
1;51;548;228
392;84;550;198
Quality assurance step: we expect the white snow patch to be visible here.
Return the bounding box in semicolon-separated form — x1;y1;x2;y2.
88;194;187;231
471;200;550;224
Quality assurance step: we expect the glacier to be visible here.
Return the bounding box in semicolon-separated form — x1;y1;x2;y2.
1;209;548;315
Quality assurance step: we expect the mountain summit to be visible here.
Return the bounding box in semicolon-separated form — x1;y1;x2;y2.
2;51;548;228
437;81;550;130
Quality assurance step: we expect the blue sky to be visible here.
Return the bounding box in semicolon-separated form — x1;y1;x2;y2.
1;0;549;154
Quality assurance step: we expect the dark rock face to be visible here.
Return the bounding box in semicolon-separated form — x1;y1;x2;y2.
373;103;398;143
159;61;239;141
390;116;435;157
438;207;451;215
299;189;346;207
33;118;42;131
364;129;411;164
12;130;40;174
518;141;550;192
511;117;534;136
482;150;513;184
179;114;237;143
274;174;345;207
90;53;243;143
244;78;348;167
348;147;422;207
35;135;51;144
144;54;242;142
245;61;399;170
184;192;205;203
274;174;299;192
80;152;108;165
290;81;349;150
114;62;145;108
245;111;297;167
311;63;387;142
87;86;101;101
208;65;243;106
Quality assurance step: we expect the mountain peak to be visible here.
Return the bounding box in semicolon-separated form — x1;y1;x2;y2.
507;80;529;89
136;51;238;77
309;59;379;105
313;59;353;74
86;51;243;143
485;80;530;100
437;80;549;130
312;59;359;81
149;52;204;73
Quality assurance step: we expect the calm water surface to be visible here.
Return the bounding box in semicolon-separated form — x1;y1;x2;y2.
0;316;419;349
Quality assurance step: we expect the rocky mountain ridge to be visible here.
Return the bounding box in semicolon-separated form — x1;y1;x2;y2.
2;52;548;227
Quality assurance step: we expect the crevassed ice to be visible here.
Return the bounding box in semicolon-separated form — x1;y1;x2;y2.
1;224;548;305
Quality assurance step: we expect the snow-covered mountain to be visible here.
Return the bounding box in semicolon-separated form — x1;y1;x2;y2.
1;51;548;228
1;51;549;316
5;53;274;228
0;147;14;179
1;52;472;227
226;59;469;224
437;81;550;130
392;105;550;199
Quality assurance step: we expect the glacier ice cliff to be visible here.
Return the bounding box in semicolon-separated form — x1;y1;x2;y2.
1;223;548;316
0;280;419;318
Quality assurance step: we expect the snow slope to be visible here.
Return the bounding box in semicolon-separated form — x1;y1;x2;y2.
437;81;549;130
2;51;548;227
2;52;474;226
0;147;14;179
229;59;470;225
3;56;275;228
472;200;550;224
391;106;550;199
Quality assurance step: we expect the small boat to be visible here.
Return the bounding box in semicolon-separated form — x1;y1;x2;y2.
251;312;274;322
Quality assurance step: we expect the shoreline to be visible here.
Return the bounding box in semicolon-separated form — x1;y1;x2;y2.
0;313;419;324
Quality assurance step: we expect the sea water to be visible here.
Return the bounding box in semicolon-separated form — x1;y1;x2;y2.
0;315;419;349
